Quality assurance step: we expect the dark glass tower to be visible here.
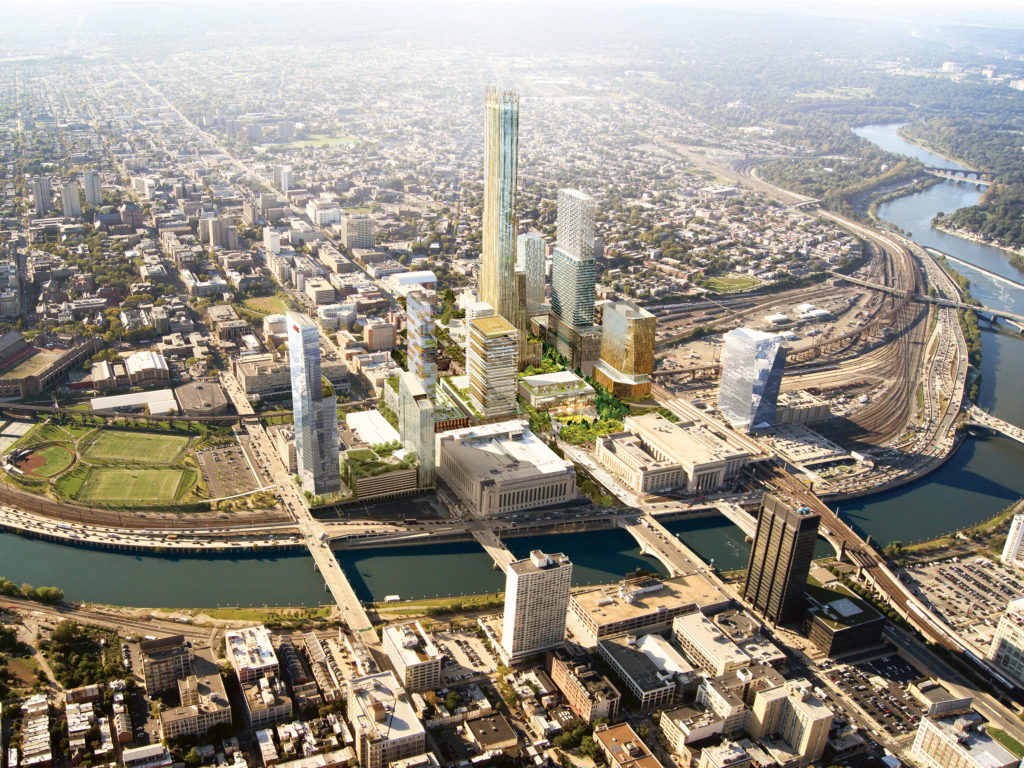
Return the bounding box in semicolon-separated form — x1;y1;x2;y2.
744;493;819;624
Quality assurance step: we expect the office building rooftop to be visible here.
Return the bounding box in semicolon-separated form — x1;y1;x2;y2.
349;671;424;743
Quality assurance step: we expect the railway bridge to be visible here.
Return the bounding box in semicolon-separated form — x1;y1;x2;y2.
923;166;993;186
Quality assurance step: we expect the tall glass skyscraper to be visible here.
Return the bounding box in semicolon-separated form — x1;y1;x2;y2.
516;232;546;317
744;493;819;624
718;327;787;432
398;371;435;489
406;289;437;398
480;86;520;326
556;189;595;261
551;189;597;327
288;312;341;495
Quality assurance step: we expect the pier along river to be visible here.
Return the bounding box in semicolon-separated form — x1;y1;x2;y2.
2;123;1023;607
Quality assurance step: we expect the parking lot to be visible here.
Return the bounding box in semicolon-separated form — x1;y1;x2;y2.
825;654;927;740
434;630;499;683
197;445;259;497
903;557;1024;650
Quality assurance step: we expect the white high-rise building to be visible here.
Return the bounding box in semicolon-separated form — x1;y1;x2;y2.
30;177;52;214
556;189;596;261
275;164;293;193
82;172;102;206
717;327;787;432
467;312;518;419
342;214;375;250
517;232;546;317
1001;514;1024;569
61;181;81;220
501;550;572;665
989;596;1024;686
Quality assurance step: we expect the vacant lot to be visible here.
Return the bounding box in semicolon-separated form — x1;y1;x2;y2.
83;430;189;464
18;445;74;478
77;467;191;503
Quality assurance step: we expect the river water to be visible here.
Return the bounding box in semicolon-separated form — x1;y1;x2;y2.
1;124;1022;607
842;124;1024;543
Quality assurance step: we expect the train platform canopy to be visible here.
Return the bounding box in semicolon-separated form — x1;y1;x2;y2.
90;388;178;415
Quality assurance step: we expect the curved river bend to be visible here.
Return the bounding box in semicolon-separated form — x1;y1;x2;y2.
1;124;1022;607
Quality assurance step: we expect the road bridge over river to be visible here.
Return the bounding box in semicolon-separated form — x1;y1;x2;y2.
831;271;1024;326
965;405;1024;447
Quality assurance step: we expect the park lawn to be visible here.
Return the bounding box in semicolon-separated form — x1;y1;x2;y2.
77;467;191;504
705;275;760;292
244;295;288;315
23;445;75;477
83;430;190;464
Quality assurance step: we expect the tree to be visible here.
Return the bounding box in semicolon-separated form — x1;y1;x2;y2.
184;748;202;768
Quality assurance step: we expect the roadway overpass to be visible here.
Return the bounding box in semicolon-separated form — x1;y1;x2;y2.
830;271;1024;326
965;405;1024;447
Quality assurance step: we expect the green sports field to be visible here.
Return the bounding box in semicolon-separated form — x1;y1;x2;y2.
704;275;760;292
77;468;190;503
82;431;190;464
19;445;75;478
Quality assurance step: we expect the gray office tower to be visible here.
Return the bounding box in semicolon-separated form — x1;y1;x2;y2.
288;312;341;496
743;493;819;625
718;327;787;432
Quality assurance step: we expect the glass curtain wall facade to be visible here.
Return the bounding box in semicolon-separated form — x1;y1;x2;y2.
398;371;435;489
406;289;437;398
480;86;520;326
718;327;787;432
551;189;597;327
517;232;547;317
743;493;819;624
467;314;518;418
288;312;341;495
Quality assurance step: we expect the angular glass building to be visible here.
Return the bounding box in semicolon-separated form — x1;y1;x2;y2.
551;247;596;327
718;327;787;432
480;86;520;326
288;312;341;496
593;299;656;398
398;371;435;489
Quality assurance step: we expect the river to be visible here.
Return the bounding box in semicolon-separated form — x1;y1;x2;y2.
1;124;1021;607
842;124;1024;543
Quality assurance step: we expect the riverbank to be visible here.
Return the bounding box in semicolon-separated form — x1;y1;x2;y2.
886;498;1024;566
932;221;1024;266
895;125;977;172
